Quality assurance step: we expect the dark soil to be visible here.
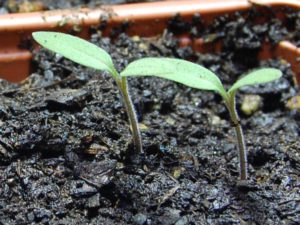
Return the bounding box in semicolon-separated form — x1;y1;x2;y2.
0;6;300;225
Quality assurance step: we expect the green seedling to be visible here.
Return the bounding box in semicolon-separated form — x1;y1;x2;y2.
32;32;143;154
121;58;282;180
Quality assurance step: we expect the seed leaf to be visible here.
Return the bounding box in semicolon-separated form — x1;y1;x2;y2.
229;68;282;93
121;57;227;98
32;31;117;77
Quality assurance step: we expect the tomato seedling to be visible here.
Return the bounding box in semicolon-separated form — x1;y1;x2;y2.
121;58;282;180
33;32;143;154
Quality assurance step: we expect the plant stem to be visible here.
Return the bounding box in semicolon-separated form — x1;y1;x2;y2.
233;121;247;180
117;77;143;154
226;96;248;180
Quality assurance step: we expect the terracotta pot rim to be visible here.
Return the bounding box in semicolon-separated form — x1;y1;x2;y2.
0;0;299;83
0;0;251;32
1;0;300;32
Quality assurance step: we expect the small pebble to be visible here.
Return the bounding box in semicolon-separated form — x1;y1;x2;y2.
70;182;98;198
159;209;181;225
241;94;262;115
133;213;147;225
132;36;140;42
87;193;100;209
175;216;188;225
211;115;224;125
286;96;300;110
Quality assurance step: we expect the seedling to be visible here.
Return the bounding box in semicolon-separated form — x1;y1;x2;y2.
32;32;143;154
121;58;282;180
32;32;282;180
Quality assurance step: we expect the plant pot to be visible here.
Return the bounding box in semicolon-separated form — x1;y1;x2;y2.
0;0;299;83
0;1;300;224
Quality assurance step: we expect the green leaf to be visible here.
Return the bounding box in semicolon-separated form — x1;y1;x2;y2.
229;68;282;93
32;31;118;77
121;57;227;98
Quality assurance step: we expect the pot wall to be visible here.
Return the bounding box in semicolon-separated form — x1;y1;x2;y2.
0;0;299;84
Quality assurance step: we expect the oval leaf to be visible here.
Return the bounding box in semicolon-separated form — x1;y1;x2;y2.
229;68;282;93
32;31;117;77
121;58;227;98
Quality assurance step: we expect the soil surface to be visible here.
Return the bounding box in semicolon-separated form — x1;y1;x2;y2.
0;6;300;225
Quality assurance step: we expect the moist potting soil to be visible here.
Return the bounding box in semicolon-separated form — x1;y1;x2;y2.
0;7;299;225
